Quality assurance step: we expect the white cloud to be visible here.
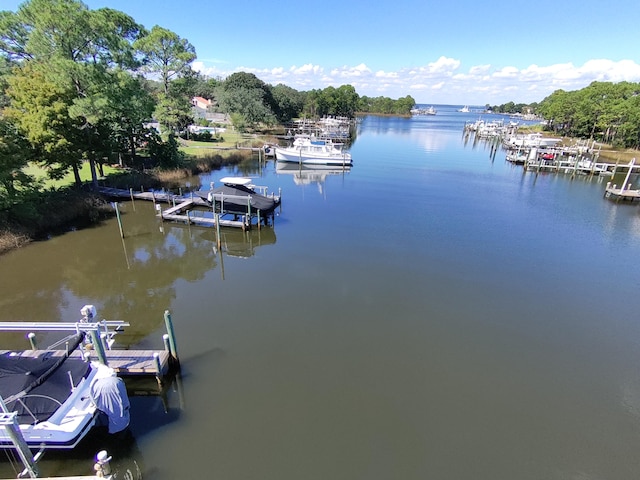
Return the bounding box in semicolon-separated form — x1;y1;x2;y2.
427;56;461;74
194;58;640;105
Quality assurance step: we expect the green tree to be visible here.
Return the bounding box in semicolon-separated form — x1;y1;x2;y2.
217;72;277;130
270;83;304;122
0;117;36;206
134;25;196;137
135;26;196;95
0;0;144;186
5;62;84;184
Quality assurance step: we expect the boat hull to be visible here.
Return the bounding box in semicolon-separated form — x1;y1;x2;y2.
274;147;352;166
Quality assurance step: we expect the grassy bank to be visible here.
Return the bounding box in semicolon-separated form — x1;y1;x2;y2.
0;141;269;255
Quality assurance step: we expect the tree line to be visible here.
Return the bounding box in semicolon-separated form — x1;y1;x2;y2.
489;82;640;149
536;81;640;149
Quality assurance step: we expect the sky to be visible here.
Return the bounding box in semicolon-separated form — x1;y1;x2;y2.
4;0;640;105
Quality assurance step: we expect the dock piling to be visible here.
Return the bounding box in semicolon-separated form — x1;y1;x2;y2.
94;450;112;477
89;329;108;366
163;310;180;367
27;332;37;350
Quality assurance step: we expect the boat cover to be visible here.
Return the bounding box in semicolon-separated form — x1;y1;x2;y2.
90;374;130;433
0;333;91;424
196;184;279;215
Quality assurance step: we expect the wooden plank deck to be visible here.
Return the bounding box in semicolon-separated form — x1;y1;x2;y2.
605;187;640;201
0;349;173;376
0;476;103;480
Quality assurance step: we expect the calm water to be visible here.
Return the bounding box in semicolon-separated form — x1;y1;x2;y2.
2;106;640;479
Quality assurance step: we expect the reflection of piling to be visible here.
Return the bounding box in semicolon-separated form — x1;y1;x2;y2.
114;202;124;239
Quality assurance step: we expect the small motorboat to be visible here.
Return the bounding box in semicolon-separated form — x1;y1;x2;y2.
0;332;130;450
196;177;281;216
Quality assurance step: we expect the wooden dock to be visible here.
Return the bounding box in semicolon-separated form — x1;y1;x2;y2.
0;349;174;377
604;186;640;202
98;186;279;230
161;198;251;229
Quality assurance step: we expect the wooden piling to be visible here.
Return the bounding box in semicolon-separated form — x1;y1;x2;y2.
163;310;179;366
89;329;108;366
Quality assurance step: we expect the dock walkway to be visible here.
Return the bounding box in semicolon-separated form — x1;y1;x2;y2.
0;348;173;377
98;186;278;230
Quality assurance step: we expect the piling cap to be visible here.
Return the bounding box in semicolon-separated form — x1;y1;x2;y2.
81;305;97;320
96;450;112;463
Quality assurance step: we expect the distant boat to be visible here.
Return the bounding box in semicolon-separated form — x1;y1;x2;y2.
274;136;352;166
458;106;470;113
410;106;436;115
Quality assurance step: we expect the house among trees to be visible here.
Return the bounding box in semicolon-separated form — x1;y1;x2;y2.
191;96;212;110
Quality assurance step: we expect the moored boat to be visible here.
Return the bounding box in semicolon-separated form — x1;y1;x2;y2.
274;136;352;166
195;177;281;216
0;331;130;450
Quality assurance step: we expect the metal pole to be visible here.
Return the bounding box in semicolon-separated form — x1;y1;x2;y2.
0;398;38;478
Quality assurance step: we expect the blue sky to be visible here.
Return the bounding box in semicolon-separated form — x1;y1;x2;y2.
4;0;640;105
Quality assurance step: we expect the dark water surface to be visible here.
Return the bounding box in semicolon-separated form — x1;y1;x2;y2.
2;107;640;479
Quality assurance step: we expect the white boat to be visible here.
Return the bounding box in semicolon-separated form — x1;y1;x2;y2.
458;106;470;113
274;136;352;166
196;177;281;216
505;132;561;148
0;333;130;450
410;106;436;115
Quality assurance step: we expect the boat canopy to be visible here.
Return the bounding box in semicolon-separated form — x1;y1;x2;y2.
197;184;280;215
0;333;91;424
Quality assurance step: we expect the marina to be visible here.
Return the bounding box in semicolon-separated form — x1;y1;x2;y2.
3;108;640;479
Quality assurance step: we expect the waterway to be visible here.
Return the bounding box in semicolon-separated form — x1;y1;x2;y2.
2;106;640;479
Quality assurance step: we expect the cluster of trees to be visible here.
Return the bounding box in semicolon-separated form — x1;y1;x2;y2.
0;0;416;210
488;102;539;114
0;0;199;208
536;81;640;149
193;73;415;129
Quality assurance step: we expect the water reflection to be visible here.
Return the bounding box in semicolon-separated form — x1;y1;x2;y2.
275;162;351;195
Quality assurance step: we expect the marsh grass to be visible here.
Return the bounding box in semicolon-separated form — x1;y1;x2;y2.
0;189;111;255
